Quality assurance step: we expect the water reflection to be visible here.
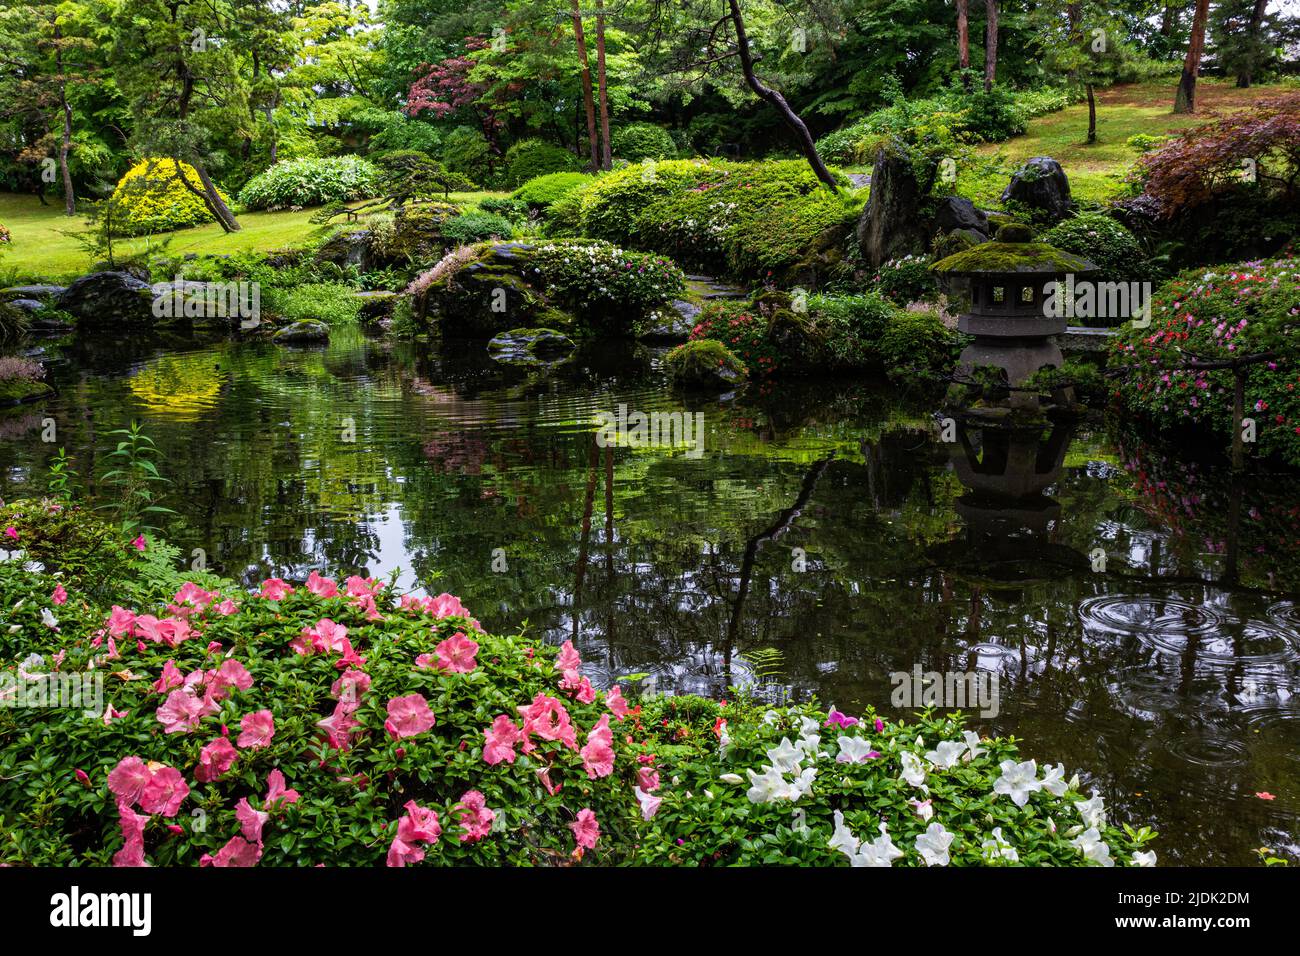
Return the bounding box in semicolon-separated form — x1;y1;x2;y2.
1;328;1298;863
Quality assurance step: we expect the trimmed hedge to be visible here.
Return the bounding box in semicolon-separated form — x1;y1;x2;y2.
236;156;381;211
110;159;230;236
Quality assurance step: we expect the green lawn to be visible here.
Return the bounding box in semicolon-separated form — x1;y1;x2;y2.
963;78;1286;206
0;190;507;282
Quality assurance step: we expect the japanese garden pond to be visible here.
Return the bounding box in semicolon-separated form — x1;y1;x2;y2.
3;325;1299;865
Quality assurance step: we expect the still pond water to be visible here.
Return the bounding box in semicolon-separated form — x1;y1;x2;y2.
3;326;1299;865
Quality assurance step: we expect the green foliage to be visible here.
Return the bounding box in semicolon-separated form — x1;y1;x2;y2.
502;139;581;189
1109;252;1300;466
97;422;174;537
441;211;515;245
0;499;129;589
477;197;528;222
441;127;497;185
1041;214;1145;278
611;123;678;162
871;254;938;304
512;172;593;213
688;302;784;376
263;282;363;326
808;292;896;366
878;306;961;384
237;157;381;211
524;240;685;328
110;159;228;236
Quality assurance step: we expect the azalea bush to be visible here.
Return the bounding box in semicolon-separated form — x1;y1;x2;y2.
1108;252;1300;466
110;159;230;236
526;240;686;326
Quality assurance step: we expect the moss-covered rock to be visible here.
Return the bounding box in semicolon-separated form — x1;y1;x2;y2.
487;327;575;366
663;339;748;389
372;202;460;265
271;319;330;345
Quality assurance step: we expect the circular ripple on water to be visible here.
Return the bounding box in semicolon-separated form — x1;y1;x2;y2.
1163;730;1249;769
1240;701;1300;765
1115;667;1183;718
1081;596;1299;665
1265;601;1300;634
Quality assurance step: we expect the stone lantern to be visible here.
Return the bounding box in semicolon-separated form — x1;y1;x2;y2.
932;224;1096;411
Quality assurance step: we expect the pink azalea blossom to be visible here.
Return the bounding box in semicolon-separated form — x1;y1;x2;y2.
483;715;523;765
2;526;17;541
50;584;67;606
556;640;582;674
194;737;238;783
634;787;662;821
173;582;215;609
606;685;630;719
264;769;300;808
426;592;473;622
112;801;150;867
106;605;136;637
386;837;425;867
415;652;438;669
345;575;382;598
237;710;275;749
517;693;578;750
434;632;478;673
213;658;253;695
235;797;270;843
537;767;561;795
824;707;859;729
317;700;361;751
580;714;616;779
107;756;153;806
398;800;442;844
569;808;600;850
259;578;293;601
385;693;435;740
335;638;366;670
456;790;496;843
636;766;660;792
74;769;90;787
331;669;371;704
156;689;208;734
100;702;128;725
200;835;262;867
139;767;189;817
132;534;146;552
152;660;185;694
305;570;339;598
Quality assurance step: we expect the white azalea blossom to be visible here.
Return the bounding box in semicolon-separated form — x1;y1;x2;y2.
766;737;803;774
980;827;1019;863
719;773;744;784
925;740;966;769
829;813;903;867
1040;763;1069;797
915;822;955;866
40;608;58;629
910;798;934;821
1131;850;1157;867
992;759;1042;807
828;810;859;856
961;730;986;762
1072;827;1114;867
746;766;789;804
900;750;928;788
836;735;878;764
1075;792;1107;829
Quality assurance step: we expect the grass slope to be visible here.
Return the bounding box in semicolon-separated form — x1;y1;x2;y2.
0;191;507;282
963;78;1287;205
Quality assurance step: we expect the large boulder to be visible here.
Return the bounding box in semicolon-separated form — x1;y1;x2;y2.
1000;157;1073;223
272;319;330;345
487;327;575;366
934;197;990;236
1;284;67;302
856;147;931;267
56;271;155;327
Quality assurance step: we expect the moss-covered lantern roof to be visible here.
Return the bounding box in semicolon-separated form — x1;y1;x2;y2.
931;241;1098;277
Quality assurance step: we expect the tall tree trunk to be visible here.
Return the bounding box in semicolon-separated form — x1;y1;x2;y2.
957;0;970;88
569;0;600;171
175;53;240;231
1160;0;1175;36
1174;0;1210;113
983;0;998;92
54;22;75;216
726;0;838;190
595;0;612;170
1086;82;1096;143
1237;0;1268;87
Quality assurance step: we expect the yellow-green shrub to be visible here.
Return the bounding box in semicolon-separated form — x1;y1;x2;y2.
110;159;230;236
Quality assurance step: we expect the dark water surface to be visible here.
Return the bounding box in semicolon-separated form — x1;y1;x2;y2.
3;326;1299;865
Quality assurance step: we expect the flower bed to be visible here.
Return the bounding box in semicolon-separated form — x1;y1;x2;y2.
0;514;1157;867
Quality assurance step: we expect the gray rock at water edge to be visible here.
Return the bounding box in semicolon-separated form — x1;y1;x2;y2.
314;230;374;270
1000;157;1073;223
56;271;156;327
271;319;330;344
7;299;47;313
934;197;990;236
354;290;399;323
1;284;67;302
487;327;574;366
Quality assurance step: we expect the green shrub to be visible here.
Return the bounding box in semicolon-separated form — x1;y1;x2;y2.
872;254;939;304
1041;214;1145;278
525;240;685;327
687;302;784;375
502;139;581;188
263;282;362;325
611;122;678;161
512;172;593;212
878;305;961;383
110;158;230;236
441;126;497;185
477;197;528;222
808;292;897;367
237;156;380;211
442;211;515;245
